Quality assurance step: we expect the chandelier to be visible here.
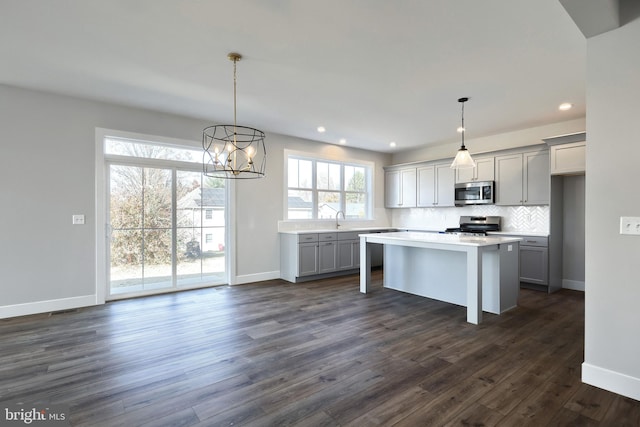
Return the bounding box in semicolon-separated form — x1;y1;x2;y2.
203;53;266;179
450;97;476;170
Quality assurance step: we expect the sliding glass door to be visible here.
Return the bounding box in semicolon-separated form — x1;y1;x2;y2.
106;137;227;299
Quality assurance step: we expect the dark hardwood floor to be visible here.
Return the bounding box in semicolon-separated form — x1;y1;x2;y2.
1;271;639;426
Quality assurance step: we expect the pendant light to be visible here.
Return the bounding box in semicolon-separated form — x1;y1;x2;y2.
203;53;266;179
450;97;476;170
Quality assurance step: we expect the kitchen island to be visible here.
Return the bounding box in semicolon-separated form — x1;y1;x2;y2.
359;232;521;324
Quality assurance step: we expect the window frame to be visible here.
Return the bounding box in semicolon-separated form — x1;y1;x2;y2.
284;151;374;221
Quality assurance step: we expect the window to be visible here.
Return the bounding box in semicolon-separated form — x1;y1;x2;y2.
205;234;213;244
286;154;372;220
205;209;213;220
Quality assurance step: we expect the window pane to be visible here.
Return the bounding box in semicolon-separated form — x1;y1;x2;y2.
317;162;340;190
318;191;341;218
106;138;202;163
143;168;172;229
176;171;226;288
110;165;142;229
346;192;367;218
289;159;313;189
345;166;366;192
110;229;142;295
288;190;313;219
288;159;299;188
142;229;172;291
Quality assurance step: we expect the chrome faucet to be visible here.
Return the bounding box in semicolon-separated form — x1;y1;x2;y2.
335;210;345;229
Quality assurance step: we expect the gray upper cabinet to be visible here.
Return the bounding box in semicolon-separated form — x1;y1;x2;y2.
416;165;436;207
406;162;455;208
550;141;586;175
385;168;416;208
544;131;586;175
455;157;495;183
495;149;549;205
524;150;550;205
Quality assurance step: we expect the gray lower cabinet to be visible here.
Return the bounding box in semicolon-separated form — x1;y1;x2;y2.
500;234;549;287
298;242;319;276
337;232;360;270
520;244;548;285
318;240;338;273
280;230;381;282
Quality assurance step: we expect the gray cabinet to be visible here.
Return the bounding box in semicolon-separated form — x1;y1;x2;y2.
385;168;416;208
298;242;319;276
455;156;495;183
318;232;338;273
337;232;360;270
544;131;586;175
495;149;549;205
417;163;455;207
550;141;586;175
519;237;549;285
500;234;549;288
280;230;384;282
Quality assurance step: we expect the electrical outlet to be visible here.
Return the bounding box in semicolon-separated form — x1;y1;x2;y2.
620;216;640;235
72;214;85;225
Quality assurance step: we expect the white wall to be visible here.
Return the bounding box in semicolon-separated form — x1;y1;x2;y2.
582;17;640;400
0;85;211;317
0;84;391;317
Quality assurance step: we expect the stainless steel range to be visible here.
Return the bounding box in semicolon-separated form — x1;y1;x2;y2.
444;216;501;236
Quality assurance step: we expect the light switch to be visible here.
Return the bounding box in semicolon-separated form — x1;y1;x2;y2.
620;216;640;235
72;214;85;225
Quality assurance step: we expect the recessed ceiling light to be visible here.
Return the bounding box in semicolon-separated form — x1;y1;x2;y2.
389;141;397;148
339;139;346;145
558;103;573;111
317;126;326;133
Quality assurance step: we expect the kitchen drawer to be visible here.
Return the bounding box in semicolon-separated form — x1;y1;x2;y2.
520;236;548;247
298;233;319;243
338;231;360;241
318;232;338;241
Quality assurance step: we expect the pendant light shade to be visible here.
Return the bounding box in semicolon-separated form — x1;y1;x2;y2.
450;97;476;170
203;53;266;179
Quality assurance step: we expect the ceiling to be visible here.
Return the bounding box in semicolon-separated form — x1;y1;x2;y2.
0;0;586;153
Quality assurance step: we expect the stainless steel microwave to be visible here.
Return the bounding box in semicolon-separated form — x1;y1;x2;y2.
454;181;494;206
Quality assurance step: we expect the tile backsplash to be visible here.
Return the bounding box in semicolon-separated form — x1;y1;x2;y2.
392;205;549;233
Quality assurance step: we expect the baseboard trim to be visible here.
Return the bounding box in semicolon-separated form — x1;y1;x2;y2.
0;295;97;320
582;362;640;401
233;271;280;285
563;279;585;291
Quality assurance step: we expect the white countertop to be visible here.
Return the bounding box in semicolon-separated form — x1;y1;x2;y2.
360;231;522;247
279;227;547;237
279;227;395;235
